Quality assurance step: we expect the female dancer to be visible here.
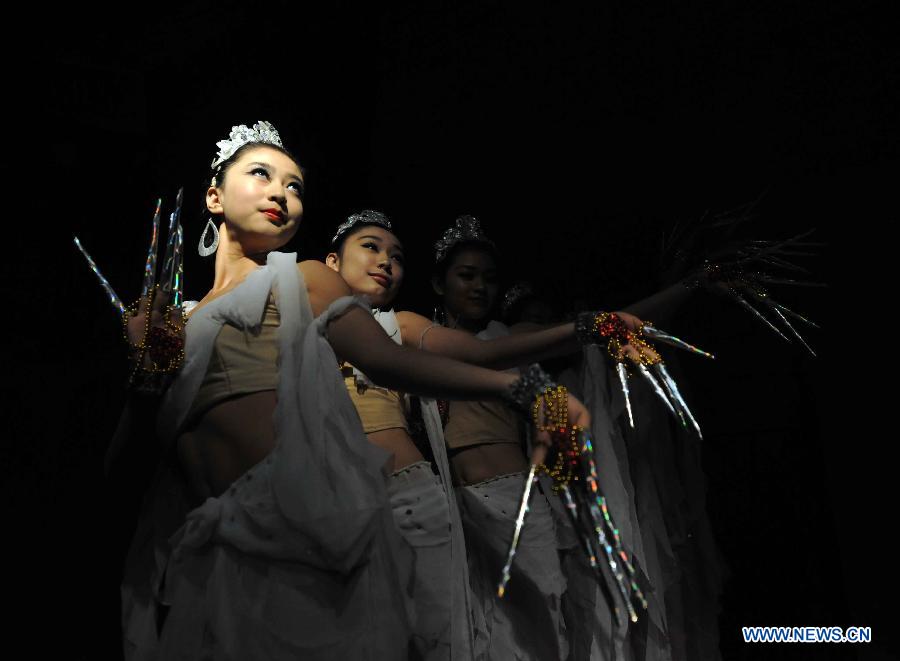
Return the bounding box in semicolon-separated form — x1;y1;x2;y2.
425;217;730;661
329;209;474;660
425;217;687;661
329;211;794;660
112;122;589;661
325;212;659;660
426;217;572;660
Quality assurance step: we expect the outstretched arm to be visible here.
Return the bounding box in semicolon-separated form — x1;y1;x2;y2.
395;309;655;370
302;261;586;410
396;310;581;371
302;260;517;399
623;281;694;324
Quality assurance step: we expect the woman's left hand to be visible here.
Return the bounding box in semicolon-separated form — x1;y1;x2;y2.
612;311;662;365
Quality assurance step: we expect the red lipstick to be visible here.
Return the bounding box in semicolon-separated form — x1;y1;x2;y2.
370;273;391;287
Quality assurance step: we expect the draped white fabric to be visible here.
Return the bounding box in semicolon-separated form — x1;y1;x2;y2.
123;252;412;661
572;346;724;660
364;307;478;659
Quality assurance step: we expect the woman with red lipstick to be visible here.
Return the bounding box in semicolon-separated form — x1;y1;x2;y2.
325;213;671;660
326;207;736;660
326;210;471;661
116;122;591;661
424;218;719;661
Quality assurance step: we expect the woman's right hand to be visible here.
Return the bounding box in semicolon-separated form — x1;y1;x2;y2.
124;287;185;372
610;311;663;366
532;392;591;466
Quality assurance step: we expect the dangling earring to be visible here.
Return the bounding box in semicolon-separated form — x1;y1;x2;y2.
198;218;219;256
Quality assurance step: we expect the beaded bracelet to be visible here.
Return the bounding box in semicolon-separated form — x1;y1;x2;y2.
531;384;568;433
575;311;661;366
537;424;582;492
504;364;556;417
122;285;186;392
575;311;628;346
529;383;582;491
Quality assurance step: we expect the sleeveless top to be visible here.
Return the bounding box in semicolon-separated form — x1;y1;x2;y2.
341;308;409;434
442;321;523;450
343;372;409;433
186;294;280;424
123;253;413;660
341;307;479;658
443;399;523;449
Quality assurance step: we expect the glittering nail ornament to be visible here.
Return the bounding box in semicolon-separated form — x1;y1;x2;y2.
576;311;710;436
74;189;187;393
498;376;650;625
686;229;822;357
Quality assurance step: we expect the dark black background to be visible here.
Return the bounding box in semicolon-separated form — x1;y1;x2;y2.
3;1;895;658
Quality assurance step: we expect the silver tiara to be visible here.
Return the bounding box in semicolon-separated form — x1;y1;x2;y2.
211;120;284;170
501;282;534;316
332;210;393;245
434;215;494;263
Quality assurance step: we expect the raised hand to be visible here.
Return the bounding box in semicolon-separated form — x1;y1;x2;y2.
74;190;187;394
122;284;186;393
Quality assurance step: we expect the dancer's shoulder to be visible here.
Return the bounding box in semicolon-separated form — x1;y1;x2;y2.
297;260;352;317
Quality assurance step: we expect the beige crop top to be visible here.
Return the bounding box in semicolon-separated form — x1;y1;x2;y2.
443;398;523;449
341;364;409;434
187;294;280;423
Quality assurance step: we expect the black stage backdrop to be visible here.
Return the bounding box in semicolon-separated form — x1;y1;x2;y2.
4;1;895;659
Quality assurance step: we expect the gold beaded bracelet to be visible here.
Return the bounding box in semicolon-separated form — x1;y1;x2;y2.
539;425;583;492
121;285;186;390
577;311;662;366
530;385;585;491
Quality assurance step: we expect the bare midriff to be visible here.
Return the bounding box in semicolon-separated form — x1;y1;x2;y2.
175;390;426;500
450;442;528;486
176;390;278;501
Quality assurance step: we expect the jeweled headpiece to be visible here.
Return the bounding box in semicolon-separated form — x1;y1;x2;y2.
501;282;534;317
434;215;495;263
332;210;393;245
211;120;283;170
